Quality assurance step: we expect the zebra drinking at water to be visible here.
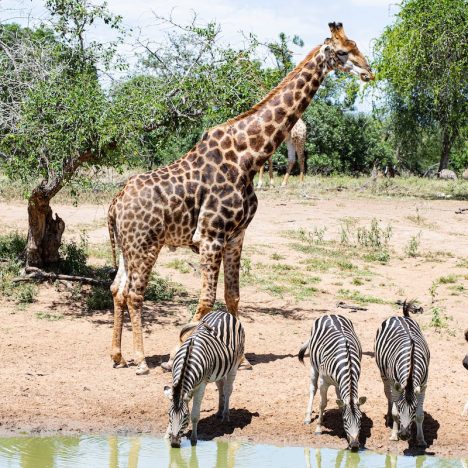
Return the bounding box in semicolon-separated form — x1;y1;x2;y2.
374;301;430;446
298;315;367;451
164;310;245;448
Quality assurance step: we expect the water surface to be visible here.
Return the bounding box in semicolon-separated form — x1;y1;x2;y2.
0;436;465;468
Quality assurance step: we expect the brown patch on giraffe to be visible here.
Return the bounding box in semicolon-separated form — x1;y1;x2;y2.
220;137;232;150
283;92;294;107
274;107;287;124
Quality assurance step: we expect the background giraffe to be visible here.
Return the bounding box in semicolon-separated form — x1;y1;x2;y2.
108;22;374;375
257;118;307;188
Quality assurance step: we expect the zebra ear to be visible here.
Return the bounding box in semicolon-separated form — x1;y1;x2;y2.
394;382;402;392
414;386;421;396
163;385;173;400
358;396;367;406
336;399;345;409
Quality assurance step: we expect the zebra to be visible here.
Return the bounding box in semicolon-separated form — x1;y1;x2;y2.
298;314;367;451
164;310;245;448
374;301;430;446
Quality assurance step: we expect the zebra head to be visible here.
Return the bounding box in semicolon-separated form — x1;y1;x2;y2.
394;382;420;441
336;396;367;450
164;385;190;448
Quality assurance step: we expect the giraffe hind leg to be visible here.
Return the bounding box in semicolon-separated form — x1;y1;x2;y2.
111;254;128;368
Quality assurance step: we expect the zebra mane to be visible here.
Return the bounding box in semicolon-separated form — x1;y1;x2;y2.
398;313;415;391
173;336;195;409
399;299;423;317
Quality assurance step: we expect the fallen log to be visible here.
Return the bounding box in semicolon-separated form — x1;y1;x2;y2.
13;266;110;287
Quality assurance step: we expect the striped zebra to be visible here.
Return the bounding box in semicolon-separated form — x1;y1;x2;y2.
374;302;430;446
164;310;245;448
298;315;366;451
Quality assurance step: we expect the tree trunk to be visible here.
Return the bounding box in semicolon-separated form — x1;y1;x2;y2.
438;127;452;172
26;189;65;268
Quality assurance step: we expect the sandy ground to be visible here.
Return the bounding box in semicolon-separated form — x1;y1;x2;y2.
0;189;467;458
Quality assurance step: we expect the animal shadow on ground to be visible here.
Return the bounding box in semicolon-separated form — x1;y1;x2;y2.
402;412;440;456
245;352;295;366
321;408;373;447
192;408;260;441
146;354;171;369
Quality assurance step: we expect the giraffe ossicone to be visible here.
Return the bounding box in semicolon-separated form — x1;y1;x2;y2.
107;22;374;374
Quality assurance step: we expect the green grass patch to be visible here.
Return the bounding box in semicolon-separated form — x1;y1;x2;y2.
337;288;388;305
165;259;191;274
35;311;64;321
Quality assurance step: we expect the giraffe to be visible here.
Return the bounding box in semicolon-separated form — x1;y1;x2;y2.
257;118;307;188
108;22;374;375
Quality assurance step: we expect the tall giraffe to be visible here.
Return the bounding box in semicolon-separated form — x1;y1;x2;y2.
257;118;307;188
108;22;374;375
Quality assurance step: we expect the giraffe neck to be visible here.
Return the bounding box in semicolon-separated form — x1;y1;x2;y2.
226;45;330;169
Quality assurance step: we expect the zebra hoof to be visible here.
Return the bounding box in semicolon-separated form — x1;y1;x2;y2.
416;440;427;448
389;435;398;442
315;430;322;435
215;412;223;420
191;438;197;447
136;361;149;375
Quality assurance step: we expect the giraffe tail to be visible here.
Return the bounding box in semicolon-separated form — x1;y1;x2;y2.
107;203;118;271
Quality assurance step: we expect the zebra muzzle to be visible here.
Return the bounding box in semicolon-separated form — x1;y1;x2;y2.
348;437;360;451
170;435;181;448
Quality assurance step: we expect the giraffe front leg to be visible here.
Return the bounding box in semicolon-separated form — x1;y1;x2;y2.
192;238;223;322
268;157;275;187
257;164;265;189
126;249;160;375
282;140;296;187
223;232;251;370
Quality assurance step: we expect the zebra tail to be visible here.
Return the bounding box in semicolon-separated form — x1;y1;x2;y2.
298;339;310;365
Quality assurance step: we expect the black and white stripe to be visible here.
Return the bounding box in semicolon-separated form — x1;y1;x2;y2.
164;310;245;447
298;314;366;450
374;304;430;446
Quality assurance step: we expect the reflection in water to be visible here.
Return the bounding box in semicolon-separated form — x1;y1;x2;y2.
108;436;141;468
304;447;361;468
0;435;466;468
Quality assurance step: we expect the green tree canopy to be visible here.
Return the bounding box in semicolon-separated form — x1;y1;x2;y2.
373;0;468;172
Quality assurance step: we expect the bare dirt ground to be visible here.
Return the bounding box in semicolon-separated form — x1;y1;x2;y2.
0;187;467;458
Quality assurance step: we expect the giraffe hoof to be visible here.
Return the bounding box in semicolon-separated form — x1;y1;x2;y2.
161;361;173;372
304;418;312;425
113;361;128;369
136;361;149;375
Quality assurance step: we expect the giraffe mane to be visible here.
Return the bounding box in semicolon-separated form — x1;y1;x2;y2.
225;45;322;126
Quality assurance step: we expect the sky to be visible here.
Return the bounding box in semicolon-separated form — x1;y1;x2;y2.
0;0;402;108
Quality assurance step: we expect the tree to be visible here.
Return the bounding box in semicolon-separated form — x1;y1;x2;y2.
0;1;125;267
373;0;467;171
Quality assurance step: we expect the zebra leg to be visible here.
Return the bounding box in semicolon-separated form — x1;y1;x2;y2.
415;389;427;447
315;376;329;434
382;377;393;427
222;367;238;422
190;383;207;446
215;378;226;419
390;404;400;441
304;366;319;424
192;239;223;322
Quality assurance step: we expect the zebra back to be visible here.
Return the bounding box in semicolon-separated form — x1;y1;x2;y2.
172;311;244;407
302;315;362;400
375;315;429;389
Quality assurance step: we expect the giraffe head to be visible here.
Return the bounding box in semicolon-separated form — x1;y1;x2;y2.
325;22;374;82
